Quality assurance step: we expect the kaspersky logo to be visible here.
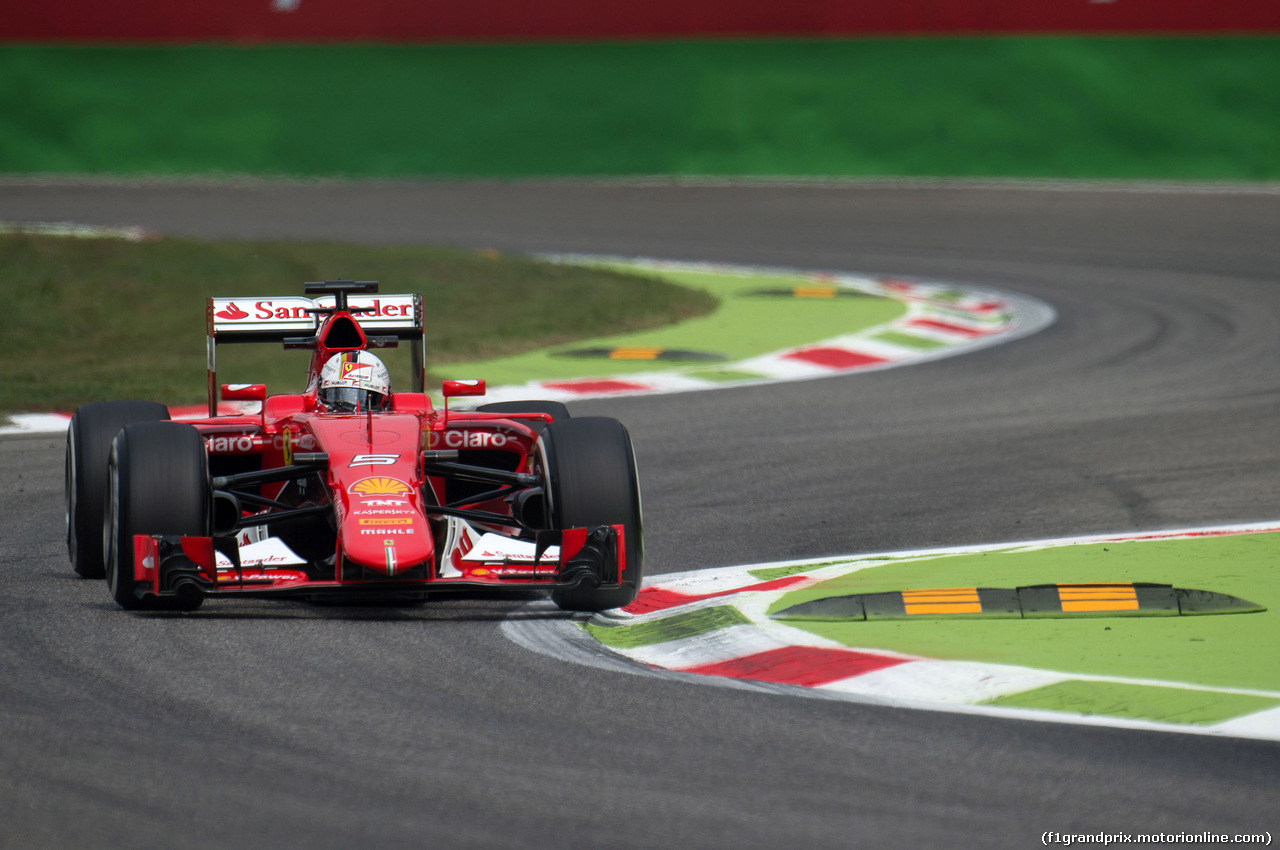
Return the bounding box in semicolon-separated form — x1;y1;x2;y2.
350;477;412;497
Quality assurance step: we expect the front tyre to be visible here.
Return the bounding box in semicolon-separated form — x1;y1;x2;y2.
541;417;643;612
105;422;210;611
66;400;169;578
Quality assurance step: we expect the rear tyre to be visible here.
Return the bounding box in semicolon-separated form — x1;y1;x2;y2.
65;400;170;578
477;400;569;434
541;417;643;612
105;422;210;611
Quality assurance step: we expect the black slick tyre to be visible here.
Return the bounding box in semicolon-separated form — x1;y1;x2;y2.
477;400;569;434
104;421;210;611
540;417;643;612
65;400;169;578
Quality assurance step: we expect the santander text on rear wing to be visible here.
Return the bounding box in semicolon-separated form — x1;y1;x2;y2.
205;282;425;415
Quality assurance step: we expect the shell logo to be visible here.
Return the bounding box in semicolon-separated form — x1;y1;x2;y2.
349;477;412;497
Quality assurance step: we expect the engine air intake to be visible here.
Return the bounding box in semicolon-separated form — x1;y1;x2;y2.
321;315;366;350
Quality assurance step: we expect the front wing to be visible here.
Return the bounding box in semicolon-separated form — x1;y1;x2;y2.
131;525;626;603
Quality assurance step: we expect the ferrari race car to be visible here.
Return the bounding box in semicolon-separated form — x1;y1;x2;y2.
64;280;643;612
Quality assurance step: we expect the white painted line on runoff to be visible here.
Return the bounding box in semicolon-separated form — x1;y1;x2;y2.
625;624;801;670
820;660;1067;705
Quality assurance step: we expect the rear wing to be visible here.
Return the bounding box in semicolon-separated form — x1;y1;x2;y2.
206;285;425;416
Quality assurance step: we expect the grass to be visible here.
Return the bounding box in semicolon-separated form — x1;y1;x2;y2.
2;38;1279;179
0;232;716;413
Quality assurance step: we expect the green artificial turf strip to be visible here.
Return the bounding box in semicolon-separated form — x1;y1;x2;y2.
583;605;751;649
440;268;904;384
872;331;948;350
2;38;1279;179
982;680;1279;726
768;533;1280;691
0;233;714;413
748;560;853;582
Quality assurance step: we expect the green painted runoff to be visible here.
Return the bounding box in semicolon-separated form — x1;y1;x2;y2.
438;267;904;384
982;680;1278;726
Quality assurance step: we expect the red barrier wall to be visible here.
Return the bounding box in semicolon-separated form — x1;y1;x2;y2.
5;0;1279;42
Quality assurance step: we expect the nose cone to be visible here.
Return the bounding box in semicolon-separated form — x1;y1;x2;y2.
342;514;434;576
305;415;436;577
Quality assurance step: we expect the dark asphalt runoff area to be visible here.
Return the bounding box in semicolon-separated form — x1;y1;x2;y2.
2;179;1278;848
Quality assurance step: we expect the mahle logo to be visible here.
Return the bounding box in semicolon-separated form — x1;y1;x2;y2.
350;477;412;497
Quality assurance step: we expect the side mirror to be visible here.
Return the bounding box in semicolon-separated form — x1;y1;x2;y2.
442;379;486;400
221;383;267;402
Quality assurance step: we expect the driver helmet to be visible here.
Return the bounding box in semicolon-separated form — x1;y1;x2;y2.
318;351;391;412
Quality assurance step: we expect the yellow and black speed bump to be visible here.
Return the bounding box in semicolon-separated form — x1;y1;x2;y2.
771;583;1266;622
1018;583;1176;618
555;347;728;362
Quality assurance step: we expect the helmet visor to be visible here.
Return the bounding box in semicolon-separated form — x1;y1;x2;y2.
320;386;386;412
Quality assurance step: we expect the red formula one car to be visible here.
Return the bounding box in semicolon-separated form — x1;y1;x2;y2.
64;280;642;612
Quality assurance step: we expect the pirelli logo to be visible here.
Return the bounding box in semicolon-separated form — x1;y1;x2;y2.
358;518;413;526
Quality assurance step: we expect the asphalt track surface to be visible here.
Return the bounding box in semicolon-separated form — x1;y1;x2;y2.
2;179;1279;848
